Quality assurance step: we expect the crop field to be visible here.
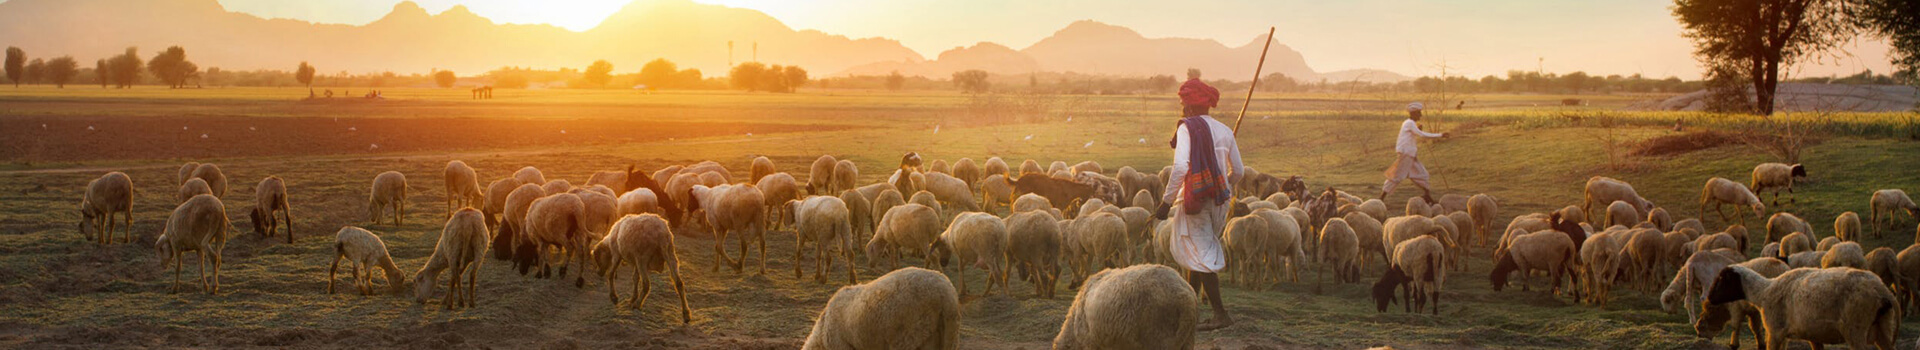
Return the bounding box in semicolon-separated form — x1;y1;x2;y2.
3;86;1919;349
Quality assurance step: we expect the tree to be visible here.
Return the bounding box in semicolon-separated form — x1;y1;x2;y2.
45;56;77;88
759;65;789;92
781;65;808;93
108;47;142;88
638;58;678;89
731;62;767;91
147;46;196;88
953;69;990;94
1561;71;1591;94
1673;0;1858;115
673;69;703;89
583;60;613;88
4;47;21;87
434;70;457;88
23;58;44;84
95;59;108;88
1855;0;1920;83
885;70;905;91
1149;74;1179;93
295;61;316;92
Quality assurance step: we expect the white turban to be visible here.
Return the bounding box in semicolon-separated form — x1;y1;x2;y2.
1407;102;1424;111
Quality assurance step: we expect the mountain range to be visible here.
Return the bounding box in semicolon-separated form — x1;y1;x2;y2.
0;0;1408;82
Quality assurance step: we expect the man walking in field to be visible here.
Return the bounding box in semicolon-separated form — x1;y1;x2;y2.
1158;69;1243;331
1380;102;1449;202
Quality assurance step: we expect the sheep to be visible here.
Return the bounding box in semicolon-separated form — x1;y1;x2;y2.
750;156;775;184
801;267;960;350
1836;211;1862;241
1020;159;1044;177
1821;241;1866;268
1317;218;1361;291
326;226;405;295
1265;192;1292;210
1220;215;1272;289
929;159;950;174
573;189;620;241
1130;189;1155;210
1762;242;1782;259
617;188;663;217
368;171;409;226
1117;167;1160;206
867;204;945;271
1005;211;1062;299
1674;219;1707;238
1723;225;1753;253
1701;177;1767;226
1817;236;1840;251
542;179;574;195
1496;214;1551;255
1373;235;1446;314
1701;265;1899;350
840;190;874;251
1765;212;1813;245
1584;176;1654;223
513;166;546;185
684;161;733;183
759;173;802;229
494;184;544;260
929;212;1009;297
1578;229;1629;306
176;162;199;185
1870;189;1920;237
889;168;925;195
189;163;229;198
517;193;591;285
249;176;294;244
1345;212;1388;271
1556;205;1588;225
586;170;629;195
1645;207;1673;232
414;208;490;309
666;173;703;225
78;172;134;245
951;158;981;187
1052;264;1197;350
445;160;485;216
792;196;857;285
156;194;232;294
1466;194;1498;249
1863;247;1900;294
1013;193;1052;214
1441;212;1474;270
482;178;517;229
872;190;907;228
1064;212;1129;289
1405;197;1432;217
1383;216;1452;253
589;214;690;323
983;157;1010;178
688;184;770;274
1151;220;1174;267
832;160;859;195
1603;200;1640;229
1749;163;1806;206
1899;245;1920;316
922;172;981;212
1049;161;1069;174
910;191;944;216
179;178;212;203
1491;230;1577;294
1076;198;1111;219
1659;248;1744;325
1620;228;1670;293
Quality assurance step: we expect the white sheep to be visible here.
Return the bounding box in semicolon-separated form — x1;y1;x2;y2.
1584;176;1653;223
327;226;405;295
1005;210;1062;299
414;208;489;309
808;155;838;195
1252;208;1306;285
482;178;517;230
951;158;981;188
929;159;950;174
1700;177;1767;226
759;172;801;229
1221;215;1272;289
792;196;857;285
79;172;134;245
179;178;212;204
1012;193;1052;214
518;193;591;285
801;267;960;350
188;163;228;198
931;212;1009;297
1603;200;1641;229
1645;207;1673;232
176;162;199;185
1467;194;1498;250
922;172;981;212
839;189;874;251
1821;241;1866;268
249;176;294;244
573;188;620;241
1749;162;1806;206
541;179;574;196
750;156;775;184
1659;248;1744;325
368;171;410;226
872;190;907;232
495;184;545;261
689;184;769;274
984;157;1010;179
157;194;232;294
1894;245;1920;316
1870;189;1920;238
1317;218;1361;291
617;188;662;217
1405;196;1432;217
513;166;546;185
1701;265;1899;350
1052;264;1197;350
867;204;944;271
1491;230;1577;295
445;160;485;216
1064;212;1129;288
1345;212;1388;271
1020;159;1044;177
1835;211;1861;241
832;160;859;195
1373;235;1446;314
1817;236;1840;251
979;174;1015;213
590;214;690;323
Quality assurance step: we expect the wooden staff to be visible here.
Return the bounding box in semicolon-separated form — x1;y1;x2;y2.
1232;27;1276;133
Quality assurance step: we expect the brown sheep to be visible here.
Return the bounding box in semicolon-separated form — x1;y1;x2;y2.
1052;264;1197;350
749;156;775;184
930;212;1009;297
688;184;769;274
1005;211;1062;299
1491;230;1577;295
1870;189;1920;238
157;194;232;294
1467;194;1498;250
1009;174;1097;215
1701;266;1899;350
832;160;859;196
445;160;485;216
802;267;959;350
1373;235;1446;314
1585;176;1654;223
188;163;229;198
1749;163;1806;206
368;171;409;226
807;155;838;195
590;214;690;323
249;176;294;244
415;208;490;309
792;196;857;285
79;172;134;245
327;226;405;295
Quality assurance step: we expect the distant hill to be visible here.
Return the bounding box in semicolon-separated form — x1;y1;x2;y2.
0;0;1411;82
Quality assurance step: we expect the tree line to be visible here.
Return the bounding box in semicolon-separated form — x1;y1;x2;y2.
5;46;199;88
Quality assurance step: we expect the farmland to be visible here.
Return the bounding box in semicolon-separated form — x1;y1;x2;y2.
2;86;1919;349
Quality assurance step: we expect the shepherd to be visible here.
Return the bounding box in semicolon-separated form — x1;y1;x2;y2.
1379;102;1450;203
1157;69;1244;331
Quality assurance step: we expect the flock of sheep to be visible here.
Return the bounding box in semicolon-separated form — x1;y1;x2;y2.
70;154;1920;349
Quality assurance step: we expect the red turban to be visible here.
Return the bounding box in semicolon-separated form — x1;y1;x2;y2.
1179;79;1218;108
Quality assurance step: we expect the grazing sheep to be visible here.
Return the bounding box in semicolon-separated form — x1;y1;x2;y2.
889;169;925;195
872;190;907;228
930;212;1009;297
1870;189;1920;238
1749;163;1806;206
1579;229;1629;306
1131;189;1156;210
840;190;874;251
1584;176;1654;223
750;156;775;184
979;174;1015;213
327;226;405;295
1345;212;1388;271
1221;215;1272;289
1353;199;1389;222
1020;159;1044;177
1701;177;1767;226
929;159;950;175
1064;212;1129;289
414;208;490;309
249;176;294;244
585;170;629;196
1405;197;1432;217
1863;247;1900;293
1765;212;1813;245
445;160;485;216
1005;211;1063;299
1620;228;1669;293
1554;205;1588;225
518;193;591;285
1497;214;1551;255
482;178;517;229
513;166;546;185
1012;193;1052;214
573;189;620;241
832;160;858;194
542;179;574;195
1151;220;1174;267
867;204;945;271
1674;219;1707;237
1836;211;1862;241
911;191;945;216
1049;161;1069;174
922;172;981;212
758;173;802;229
1117;167;1160;206
983;157;1010;178
1383;216;1452;253
179;178;213;203
685;161;733;184
1072;161;1104;175
1265;192;1292;210
1723;225;1753;253
1317;218;1361;290
1659;248;1744;324
1690;256;1793;349
617;188;663;218
1821;242;1866;268
590;214;690;323
1899;245;1920;316
801;267;960;350
1118;207;1154;260
1762;242;1782;259
952;158;981;187
188;163;229;198
1009;174;1097;215
494;184;545;261
688;184;770;274
1817;236;1840;251
1467;194;1498;249
1603;200;1640;229
1076;198;1111;219
368;171;409;226
1373;235;1446;314
79;172;134;245
156;194;232;294
176;162;199;185
792;196;857;285
1645;207;1673;232
1491;230;1577;294
1701;266;1899;350
1052;264;1197;350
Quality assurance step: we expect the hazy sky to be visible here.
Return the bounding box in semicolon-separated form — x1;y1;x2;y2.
189;0;1897;78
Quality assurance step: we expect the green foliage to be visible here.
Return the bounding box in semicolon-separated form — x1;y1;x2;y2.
146;46;196;88
43;56;78;88
1855;0;1920;84
582;60;613;88
434;70;457;88
22;58;42;84
953;69;990;94
295;61;315;89
1672;0;1858;115
885;70;905;91
5;47;22;87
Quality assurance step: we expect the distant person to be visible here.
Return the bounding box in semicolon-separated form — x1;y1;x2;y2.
1380;102;1449;202
1156;69;1243;331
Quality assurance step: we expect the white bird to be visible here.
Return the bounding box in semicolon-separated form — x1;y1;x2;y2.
370;143;379;149
745;132;752;136
200;133;209;139
249;126;256;131
1082;141;1094;148
1023;134;1034;141
182;126;188;130
933;125;940;134
1137;138;1146;143
41;124;47;129
1262;116;1271;120
560;130;567;134
87;126;95;131
347;127;357;131
1066;116;1073;122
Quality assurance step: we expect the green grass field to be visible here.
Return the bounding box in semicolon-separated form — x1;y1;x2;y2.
2;86;1919;349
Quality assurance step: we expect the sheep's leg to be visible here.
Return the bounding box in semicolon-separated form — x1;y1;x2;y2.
669;259;690;324
711;232;729;272
465;262;478;307
168;253;182;293
282;209;294;244
734;230;750;273
606;260;621;304
634;266;651;310
327;254;342;294
210;251;221;295
196;251;209;293
756;225;769;275
444;264;460;310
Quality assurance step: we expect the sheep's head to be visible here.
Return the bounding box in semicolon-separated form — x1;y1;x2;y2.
589;241;614;275
1658;282;1683;314
863;239;887;268
1749;203;1766;220
77;207;94;236
413;271;436;304
1692;303;1735;337
1789;164;1807;179
153;239;173;263
1702;267;1749;305
513;240;541;276
1488;252;1517;291
248;206;269;234
1371;266;1407;312
926;240;952;269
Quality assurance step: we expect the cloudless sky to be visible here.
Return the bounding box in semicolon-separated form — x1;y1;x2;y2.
131;0;1901;78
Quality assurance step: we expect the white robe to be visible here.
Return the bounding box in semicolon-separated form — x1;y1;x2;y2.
1161;116;1244;273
